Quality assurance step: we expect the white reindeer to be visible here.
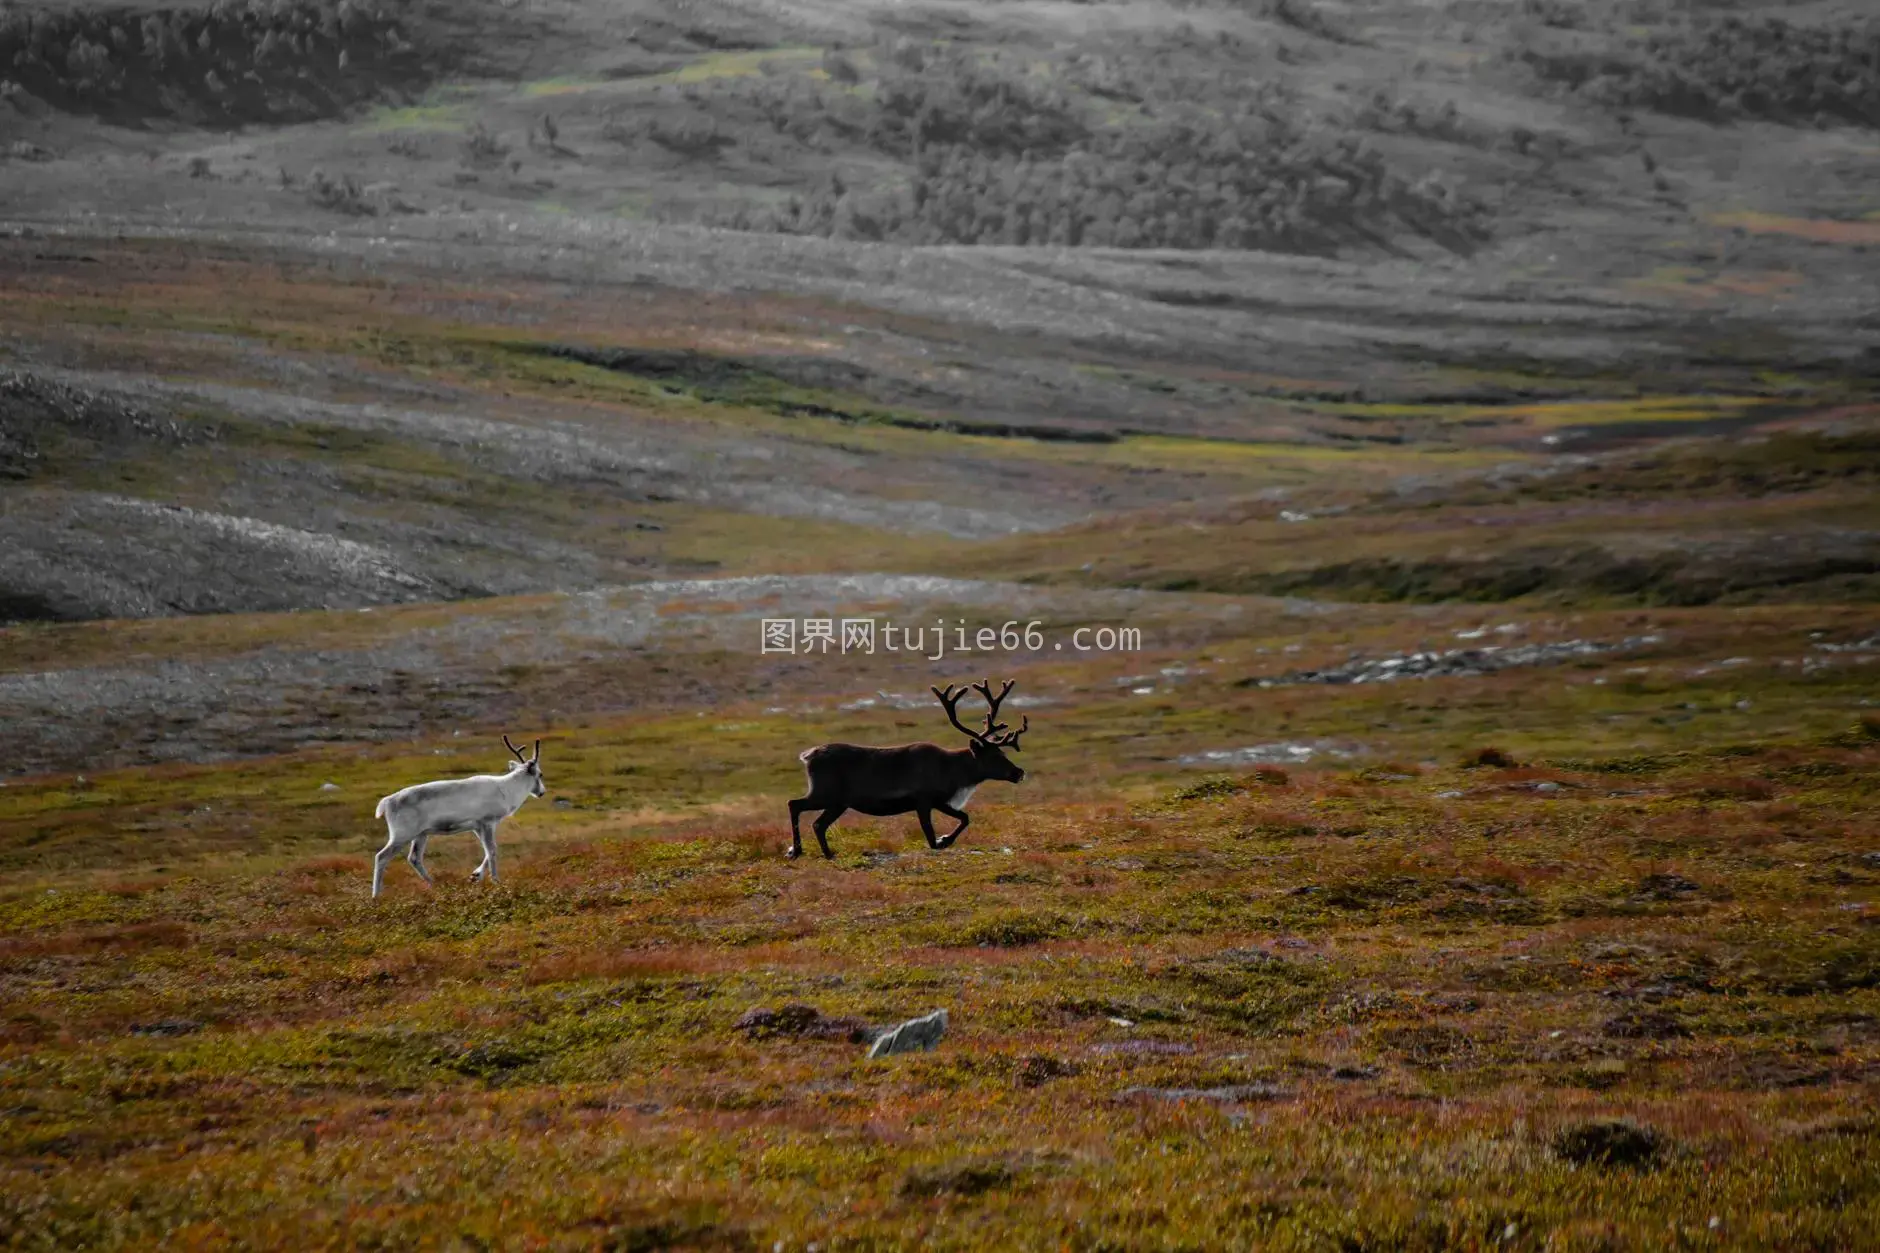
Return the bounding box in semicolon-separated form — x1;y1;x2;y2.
371;735;546;898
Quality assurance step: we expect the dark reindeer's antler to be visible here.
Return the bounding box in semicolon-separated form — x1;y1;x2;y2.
972;678;1014;737
932;683;979;741
986;715;1028;750
932;679;1029;751
503;734;529;763
973;677;1028;750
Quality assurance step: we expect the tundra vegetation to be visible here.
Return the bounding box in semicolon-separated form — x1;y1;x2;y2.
1;0;1878;1247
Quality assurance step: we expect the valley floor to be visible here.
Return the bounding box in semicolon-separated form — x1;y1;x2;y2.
2;573;1877;1249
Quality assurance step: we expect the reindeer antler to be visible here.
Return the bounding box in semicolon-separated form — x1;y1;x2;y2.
971;678;1015;737
932;683;981;742
933;679;1027;750
503;734;529;763
987;713;1028;750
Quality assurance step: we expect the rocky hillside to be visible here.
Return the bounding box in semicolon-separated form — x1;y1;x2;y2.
0;0;537;127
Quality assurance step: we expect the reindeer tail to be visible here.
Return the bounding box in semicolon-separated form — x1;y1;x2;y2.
374;796;388;819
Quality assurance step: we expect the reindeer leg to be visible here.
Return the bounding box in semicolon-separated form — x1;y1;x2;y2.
787;798;812;860
372;831;408;899
475;823;500;885
470;824;495;883
916;808;943;850
405;833;434;886
810;807;845;859
935;803;970;848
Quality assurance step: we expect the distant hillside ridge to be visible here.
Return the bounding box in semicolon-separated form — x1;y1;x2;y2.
0;0;518;127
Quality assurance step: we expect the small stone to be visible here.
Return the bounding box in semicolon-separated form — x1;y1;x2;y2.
320;781;340;791
1107;1016;1134;1028
867;1009;947;1058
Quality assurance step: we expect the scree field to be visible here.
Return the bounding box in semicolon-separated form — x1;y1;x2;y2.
1;0;1878;1247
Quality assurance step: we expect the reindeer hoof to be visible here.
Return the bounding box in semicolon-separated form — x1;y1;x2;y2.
784;845;800;860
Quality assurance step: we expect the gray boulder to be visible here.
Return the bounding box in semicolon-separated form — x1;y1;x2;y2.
867;1009;948;1058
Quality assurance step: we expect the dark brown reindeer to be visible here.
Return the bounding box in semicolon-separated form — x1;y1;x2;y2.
787;679;1030;859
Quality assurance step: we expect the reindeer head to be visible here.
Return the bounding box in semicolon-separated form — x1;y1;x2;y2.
503;735;546;797
932;679;1028;783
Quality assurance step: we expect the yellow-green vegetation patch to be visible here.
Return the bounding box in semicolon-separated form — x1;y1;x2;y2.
520;75;605;98
1458;395;1782;428
365;101;474;132
1634;266;1808;302
1105;434;1512;473
0;593;547;676
1315;399;1470;421
0;886;149;932
1709;210;1880;246
666;46;824;85
512;47;827;97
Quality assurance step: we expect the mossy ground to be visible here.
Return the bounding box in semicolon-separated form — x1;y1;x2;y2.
2;588;1877;1249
